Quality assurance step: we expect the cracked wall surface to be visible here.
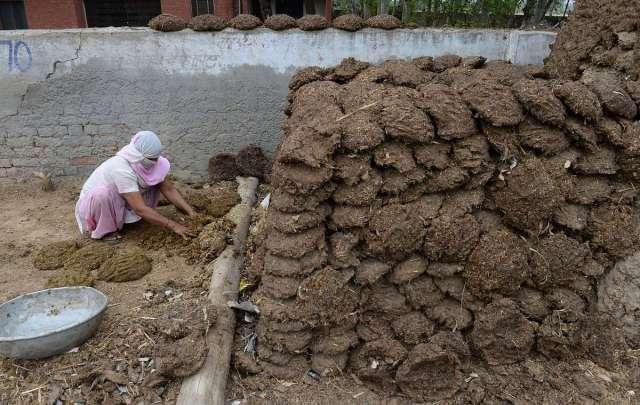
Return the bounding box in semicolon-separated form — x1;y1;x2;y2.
0;28;556;181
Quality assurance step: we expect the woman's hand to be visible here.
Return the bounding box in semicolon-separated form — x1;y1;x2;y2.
160;180;198;218
121;191;197;239
171;223;196;240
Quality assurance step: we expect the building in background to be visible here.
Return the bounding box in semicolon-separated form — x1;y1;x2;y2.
0;0;331;29
0;0;28;29
270;0;329;18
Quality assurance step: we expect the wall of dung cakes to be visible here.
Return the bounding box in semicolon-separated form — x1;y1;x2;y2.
248;51;640;401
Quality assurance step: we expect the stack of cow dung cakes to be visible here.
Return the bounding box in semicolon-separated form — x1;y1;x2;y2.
246;2;640;397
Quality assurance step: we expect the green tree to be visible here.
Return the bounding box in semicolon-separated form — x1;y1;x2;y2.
333;0;566;28
522;0;557;25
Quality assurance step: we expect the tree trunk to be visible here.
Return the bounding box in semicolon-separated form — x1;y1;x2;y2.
378;0;387;15
401;0;408;22
477;0;489;26
534;0;552;22
522;0;535;24
524;0;555;25
348;0;357;14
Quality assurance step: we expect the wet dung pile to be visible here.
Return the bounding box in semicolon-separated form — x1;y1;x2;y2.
197;217;236;262
46;267;96;288
97;249;153;282
46;243;117;288
248;43;640;401
209;144;271;182
187;181;241;217
32;187;237;287
32;240;80;270
102;182;238;264
209;153;239;182
236;144;271;180
545;0;640;80
126;207;234;264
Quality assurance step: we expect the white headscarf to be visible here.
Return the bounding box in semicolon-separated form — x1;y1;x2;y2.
117;131;163;168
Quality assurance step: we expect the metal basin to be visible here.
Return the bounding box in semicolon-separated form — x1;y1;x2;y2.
0;287;108;359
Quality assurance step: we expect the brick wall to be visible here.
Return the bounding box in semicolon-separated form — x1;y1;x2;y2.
214;0;234;19
24;0;87;29
19;0;326;29
0;121;134;178
324;0;332;21
160;0;192;20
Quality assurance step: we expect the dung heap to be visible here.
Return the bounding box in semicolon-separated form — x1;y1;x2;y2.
248;5;640;400
545;0;640;81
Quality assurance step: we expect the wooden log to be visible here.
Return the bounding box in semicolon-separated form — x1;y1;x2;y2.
177;176;258;405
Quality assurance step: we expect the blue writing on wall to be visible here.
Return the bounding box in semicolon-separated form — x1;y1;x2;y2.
0;40;32;72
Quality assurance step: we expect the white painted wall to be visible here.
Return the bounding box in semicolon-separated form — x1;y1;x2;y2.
0;27;556;180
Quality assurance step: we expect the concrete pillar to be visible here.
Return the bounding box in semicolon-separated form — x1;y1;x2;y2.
241;0;250;13
161;0;192;20
214;0;235;19
324;0;332;21
24;0;87;29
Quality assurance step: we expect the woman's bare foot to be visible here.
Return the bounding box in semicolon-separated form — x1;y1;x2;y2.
101;232;122;243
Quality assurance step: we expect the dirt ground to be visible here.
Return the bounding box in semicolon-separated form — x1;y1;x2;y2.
226;368;397;404
0;179;215;303
0;179;218;404
0;179;83;303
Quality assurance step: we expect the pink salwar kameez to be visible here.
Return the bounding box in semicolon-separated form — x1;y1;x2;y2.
75;131;170;239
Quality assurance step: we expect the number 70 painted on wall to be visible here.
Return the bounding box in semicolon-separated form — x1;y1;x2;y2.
0;40;32;72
